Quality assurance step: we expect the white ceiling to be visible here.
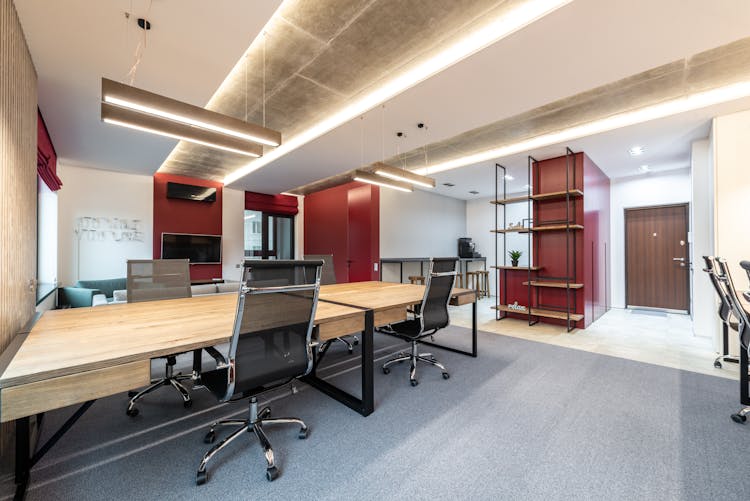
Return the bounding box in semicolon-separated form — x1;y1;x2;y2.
15;0;750;194
15;0;281;175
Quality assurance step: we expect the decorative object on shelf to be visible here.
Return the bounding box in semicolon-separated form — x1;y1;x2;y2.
508;250;522;267
507;301;527;312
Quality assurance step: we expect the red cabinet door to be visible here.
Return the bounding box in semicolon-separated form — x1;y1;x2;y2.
347;186;372;282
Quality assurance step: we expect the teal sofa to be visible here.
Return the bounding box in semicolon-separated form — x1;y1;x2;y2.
58;278;127;308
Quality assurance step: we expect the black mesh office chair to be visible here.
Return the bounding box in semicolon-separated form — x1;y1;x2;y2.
740;261;750;303
713;257;750;424
382;257;457;386
196;259;322;484
304;254;359;353
126;259;194;416
702;256;739;368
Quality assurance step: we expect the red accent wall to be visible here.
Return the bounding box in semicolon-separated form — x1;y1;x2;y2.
153;173;223;281
304;182;380;283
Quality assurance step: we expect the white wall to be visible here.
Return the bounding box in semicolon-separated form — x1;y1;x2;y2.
713;109;750;353
609;169;692;309
690;139;717;341
222;187;245;281
380;189;466;282
57;164;153;285
466;195;531;296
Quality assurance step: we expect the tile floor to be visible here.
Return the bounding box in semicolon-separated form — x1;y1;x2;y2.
450;297;739;380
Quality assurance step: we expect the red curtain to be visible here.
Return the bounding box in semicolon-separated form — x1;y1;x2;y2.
37;109;62;191
245;191;298;215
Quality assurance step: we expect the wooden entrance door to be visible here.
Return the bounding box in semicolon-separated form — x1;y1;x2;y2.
625;204;690;311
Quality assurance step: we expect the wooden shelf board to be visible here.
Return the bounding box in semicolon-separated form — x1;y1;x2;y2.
530;224;583;232
522;281;583;289
531;189;584;201
490;195;530;205
492;304;583;321
492;266;543;271
491;228;530;234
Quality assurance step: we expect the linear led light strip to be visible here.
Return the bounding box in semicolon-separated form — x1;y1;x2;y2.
353;170;413;192
104;95;279;147
103;118;261;158
413;80;750;175
373;162;436;188
222;0;573;185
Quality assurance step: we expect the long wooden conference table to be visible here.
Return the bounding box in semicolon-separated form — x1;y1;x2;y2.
0;281;477;499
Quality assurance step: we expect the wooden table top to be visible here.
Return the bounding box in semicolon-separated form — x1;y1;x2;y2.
319;281;477;310
0;282;475;389
0;293;362;389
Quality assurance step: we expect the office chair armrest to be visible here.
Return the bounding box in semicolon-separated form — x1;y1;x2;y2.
204;346;228;367
744;291;750;303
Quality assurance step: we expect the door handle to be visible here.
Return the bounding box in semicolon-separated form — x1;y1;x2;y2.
672;257;685;262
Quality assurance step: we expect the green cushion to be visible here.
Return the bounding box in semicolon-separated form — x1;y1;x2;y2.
75;278;126;299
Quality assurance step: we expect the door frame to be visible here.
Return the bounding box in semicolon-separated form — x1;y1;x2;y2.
624;202;690;313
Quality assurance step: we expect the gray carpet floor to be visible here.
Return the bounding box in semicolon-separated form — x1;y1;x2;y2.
2;326;748;500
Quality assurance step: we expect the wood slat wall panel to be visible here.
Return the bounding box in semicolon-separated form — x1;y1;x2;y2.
0;0;38;470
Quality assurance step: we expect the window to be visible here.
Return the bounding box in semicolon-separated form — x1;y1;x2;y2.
37;177;58;303
244;210;295;260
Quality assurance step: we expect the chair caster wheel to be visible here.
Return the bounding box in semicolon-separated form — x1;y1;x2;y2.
410;379;419;387
353;339;359;346
126;407;139;417
196;470;207;485
183;399;193;409
714;360;722;369
442;372;450;380
266;466;279;481
298;427;309;439
731;413;747;424
204;430;216;444
382;367;390;374
128;390;138;397
347;348;354;354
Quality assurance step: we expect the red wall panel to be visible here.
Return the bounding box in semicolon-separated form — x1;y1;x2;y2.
153;173;223;281
304;182;379;283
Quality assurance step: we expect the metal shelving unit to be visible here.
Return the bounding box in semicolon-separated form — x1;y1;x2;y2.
491;149;583;331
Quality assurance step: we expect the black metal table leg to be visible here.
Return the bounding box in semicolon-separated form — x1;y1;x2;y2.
13;400;96;500
400;262;404;284
14;417;30;501
302;310;375;416
419;299;478;358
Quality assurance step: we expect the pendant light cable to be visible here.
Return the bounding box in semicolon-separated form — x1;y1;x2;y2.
125;0;152;86
263;32;267;128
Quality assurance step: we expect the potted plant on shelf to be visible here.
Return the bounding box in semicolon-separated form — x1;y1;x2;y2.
508;250;522;267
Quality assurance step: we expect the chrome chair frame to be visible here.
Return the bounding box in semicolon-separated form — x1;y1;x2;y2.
197;261;321;484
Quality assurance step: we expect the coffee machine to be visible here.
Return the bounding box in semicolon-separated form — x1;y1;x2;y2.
458;238;481;258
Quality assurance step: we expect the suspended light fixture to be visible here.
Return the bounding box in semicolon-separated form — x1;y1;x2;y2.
372;162;436;188
100;78;281;155
353;170;413;193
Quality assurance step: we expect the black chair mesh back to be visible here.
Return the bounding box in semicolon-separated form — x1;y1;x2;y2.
304;254;337;285
703;256;732;323
127;259;191;303
420;258;457;332
228;260;321;398
715;258;750;351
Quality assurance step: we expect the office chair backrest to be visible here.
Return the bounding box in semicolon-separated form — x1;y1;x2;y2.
702;256;732;323
715;258;750;351
304;254;337;285
221;259;322;401
127;259;192;303
419;258;458;332
740;261;750;287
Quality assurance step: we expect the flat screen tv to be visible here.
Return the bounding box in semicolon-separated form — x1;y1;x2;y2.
161;233;221;264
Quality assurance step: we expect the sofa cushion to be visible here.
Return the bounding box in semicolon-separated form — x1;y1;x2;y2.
75;278;126;298
191;284;218;296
